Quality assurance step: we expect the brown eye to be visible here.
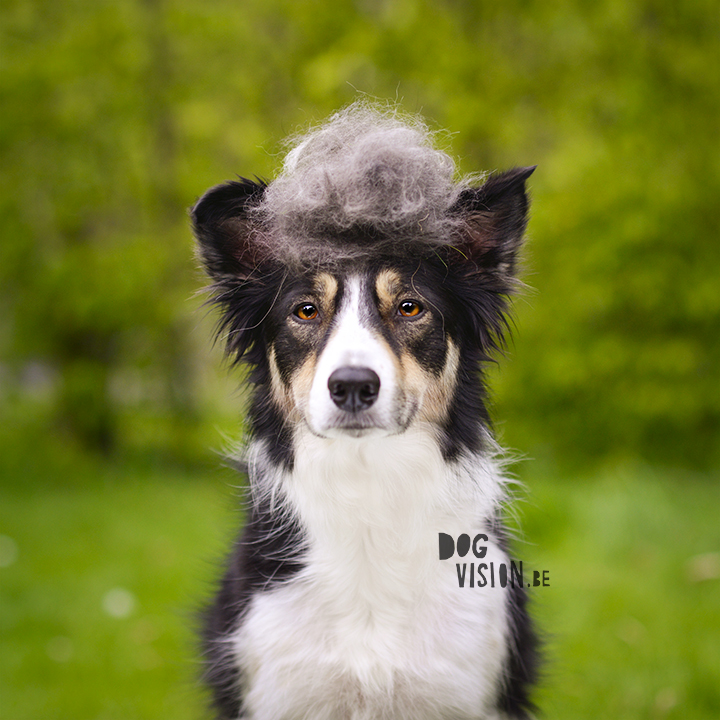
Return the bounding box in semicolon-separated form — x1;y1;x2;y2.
398;300;423;317
294;303;318;321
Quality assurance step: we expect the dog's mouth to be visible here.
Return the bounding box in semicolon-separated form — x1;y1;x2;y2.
326;415;385;437
311;403;416;439
304;410;391;439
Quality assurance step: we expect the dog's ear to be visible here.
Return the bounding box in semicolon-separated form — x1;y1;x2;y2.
191;177;268;280
444;167;535;356
191;178;280;368
449;166;535;278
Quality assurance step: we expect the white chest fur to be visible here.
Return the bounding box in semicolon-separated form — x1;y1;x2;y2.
235;427;513;720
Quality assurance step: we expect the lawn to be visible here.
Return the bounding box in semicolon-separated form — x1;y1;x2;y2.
1;460;719;719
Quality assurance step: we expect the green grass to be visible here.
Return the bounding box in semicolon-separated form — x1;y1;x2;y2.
518;466;720;719
1;461;719;719
0;461;240;720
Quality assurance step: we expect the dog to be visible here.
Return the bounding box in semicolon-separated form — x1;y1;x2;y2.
192;104;539;720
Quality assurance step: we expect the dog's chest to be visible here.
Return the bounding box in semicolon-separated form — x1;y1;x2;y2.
234;434;512;719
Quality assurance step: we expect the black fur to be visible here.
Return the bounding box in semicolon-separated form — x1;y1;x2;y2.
500;582;541;718
202;502;306;719
488;512;541;717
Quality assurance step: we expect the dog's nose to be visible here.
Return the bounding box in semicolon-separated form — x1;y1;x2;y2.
328;367;380;412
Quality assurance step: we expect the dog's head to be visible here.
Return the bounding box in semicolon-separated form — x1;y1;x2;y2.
192;106;533;453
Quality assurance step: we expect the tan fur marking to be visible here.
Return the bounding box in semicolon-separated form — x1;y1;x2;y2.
291;355;317;422
270;344;318;424
412;339;459;423
375;269;403;316
268;345;294;415
315;272;339;315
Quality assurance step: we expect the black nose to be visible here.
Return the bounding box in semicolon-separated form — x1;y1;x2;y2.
328;367;380;412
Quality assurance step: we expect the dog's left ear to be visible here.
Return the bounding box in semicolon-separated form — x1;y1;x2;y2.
449;166;536;278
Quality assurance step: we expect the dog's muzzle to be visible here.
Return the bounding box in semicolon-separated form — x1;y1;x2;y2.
327;367;380;413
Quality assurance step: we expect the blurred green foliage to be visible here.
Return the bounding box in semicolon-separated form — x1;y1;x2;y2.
2;462;719;718
1;0;718;471
1;5;718;715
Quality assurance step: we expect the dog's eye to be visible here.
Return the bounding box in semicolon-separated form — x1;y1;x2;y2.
398;300;423;318
294;303;318;321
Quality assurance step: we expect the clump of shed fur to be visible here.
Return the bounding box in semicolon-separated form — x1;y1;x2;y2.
256;103;477;262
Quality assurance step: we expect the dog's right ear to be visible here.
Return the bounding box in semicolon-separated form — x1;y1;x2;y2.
191;178;268;279
192;178;279;367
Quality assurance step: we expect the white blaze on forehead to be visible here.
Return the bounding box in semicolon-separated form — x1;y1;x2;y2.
323;277;389;368
306;276;398;433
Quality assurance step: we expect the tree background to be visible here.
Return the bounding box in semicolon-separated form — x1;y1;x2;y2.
2;0;718;476
1;2;719;717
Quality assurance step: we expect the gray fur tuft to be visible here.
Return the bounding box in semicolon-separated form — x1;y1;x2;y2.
256;103;476;262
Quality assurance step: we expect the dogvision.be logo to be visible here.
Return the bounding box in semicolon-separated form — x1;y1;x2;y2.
439;533;550;589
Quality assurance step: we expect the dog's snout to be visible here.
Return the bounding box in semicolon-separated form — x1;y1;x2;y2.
328;367;380;412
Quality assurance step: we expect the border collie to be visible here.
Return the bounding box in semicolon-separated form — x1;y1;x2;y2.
192;104;539;720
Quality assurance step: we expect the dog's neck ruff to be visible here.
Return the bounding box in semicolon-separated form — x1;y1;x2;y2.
237;426;514;720
248;424;506;530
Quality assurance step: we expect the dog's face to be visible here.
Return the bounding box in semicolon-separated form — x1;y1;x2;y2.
192;167;533;453
265;264;458;438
